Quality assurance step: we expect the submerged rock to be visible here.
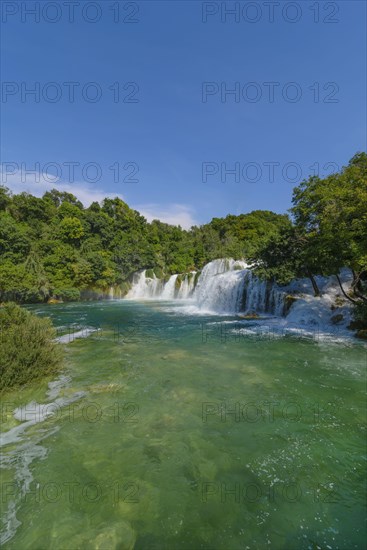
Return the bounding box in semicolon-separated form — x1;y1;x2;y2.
331;313;344;324
356;329;367;340
94;522;136;550
284;295;298;314
348;319;366;330
48;297;63;304
238;312;260;320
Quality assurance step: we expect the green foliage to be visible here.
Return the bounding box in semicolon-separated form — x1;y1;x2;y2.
0;181;324;302
0;153;365;308
291;152;367;277
0;212;31;260
252;152;367;304
59;216;85;242
0;303;63;391
0;260;44;303
53;288;81;301
0;186;12;211
353;302;367;328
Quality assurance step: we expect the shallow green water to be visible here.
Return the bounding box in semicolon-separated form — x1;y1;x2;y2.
1;300;366;549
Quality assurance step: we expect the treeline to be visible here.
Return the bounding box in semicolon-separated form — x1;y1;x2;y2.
0;186;289;303
0;153;366;313
250;152;367;324
250;153;367;295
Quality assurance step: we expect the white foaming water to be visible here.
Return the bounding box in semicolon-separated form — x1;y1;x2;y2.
0;432;54;545
268;285;288;317
179;272;197;299
161;274;178;299
193;259;248;313
242;270;268;313
126;271;197;300
191;259;288;315
0;384;86;545
56;327;98;344
125;270;163;299
125;259;356;337
0;392;86;448
125;259;286;314
46;374;72;400
284;269;354;332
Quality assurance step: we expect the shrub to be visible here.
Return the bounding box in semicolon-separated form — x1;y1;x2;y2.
53;287;81;302
0;303;63;392
351;302;367;330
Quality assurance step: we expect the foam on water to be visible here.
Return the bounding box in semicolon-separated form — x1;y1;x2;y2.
56;327;98;344
161;274;178;299
125;259;288;315
128;260;356;341
0;384;87;544
178;272;197;299
46;375;72;400
125;270;163;299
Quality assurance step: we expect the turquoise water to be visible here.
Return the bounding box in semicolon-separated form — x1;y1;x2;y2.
1;300;366;549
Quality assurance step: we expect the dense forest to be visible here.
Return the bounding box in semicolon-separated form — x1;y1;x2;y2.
0;152;366;316
0;185;290;302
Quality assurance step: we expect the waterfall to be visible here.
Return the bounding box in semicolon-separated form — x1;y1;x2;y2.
124;261;354;329
268;285;286;316
241;271;268;313
177;272;196;299
161;274;178;299
190;259;288;315
125;259;287;315
126;271;198;301
192;259;248;313
125;270;163;299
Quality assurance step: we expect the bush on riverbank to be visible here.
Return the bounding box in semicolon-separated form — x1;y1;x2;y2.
352;302;367;330
0;303;63;392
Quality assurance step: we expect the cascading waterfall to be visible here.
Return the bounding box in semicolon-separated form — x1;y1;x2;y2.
179;272;197;299
267;285;287;317
192;259;248;313
161;274;178;299
125;259;287;315
187;259;287;315
241;271;286;315
125;270;163;299
126;271;198;300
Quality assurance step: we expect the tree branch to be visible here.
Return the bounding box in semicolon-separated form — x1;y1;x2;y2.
335;274;359;304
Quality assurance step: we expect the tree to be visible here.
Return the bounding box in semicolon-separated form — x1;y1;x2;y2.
59;216;85;242
0;154;365;311
291;152;367;300
0;186;11;211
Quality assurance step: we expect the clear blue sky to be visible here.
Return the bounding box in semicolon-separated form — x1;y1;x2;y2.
1;0;366;227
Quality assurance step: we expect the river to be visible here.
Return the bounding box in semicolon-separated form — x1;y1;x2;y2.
1;298;366;549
